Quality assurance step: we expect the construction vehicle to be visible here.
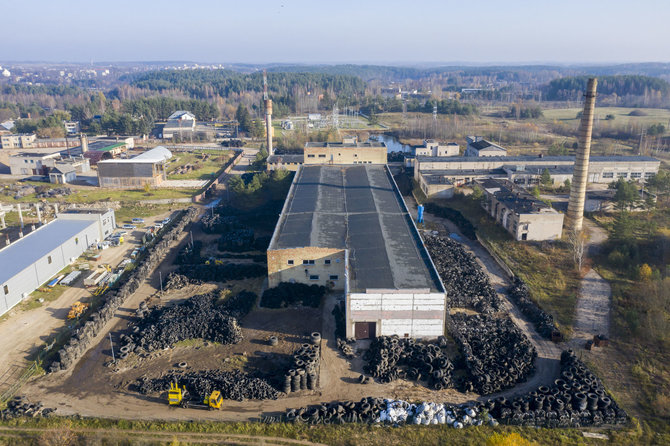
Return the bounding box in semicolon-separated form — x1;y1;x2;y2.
167;382;223;410
67;301;89;319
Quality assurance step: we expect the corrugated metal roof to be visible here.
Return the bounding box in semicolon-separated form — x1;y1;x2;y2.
0;219;97;286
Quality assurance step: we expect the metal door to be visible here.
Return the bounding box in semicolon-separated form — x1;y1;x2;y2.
355;322;376;339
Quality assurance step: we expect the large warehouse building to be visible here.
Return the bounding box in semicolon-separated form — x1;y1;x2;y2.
267;164;446;339
97;146;172;188
0;209;115;316
415;155;661;194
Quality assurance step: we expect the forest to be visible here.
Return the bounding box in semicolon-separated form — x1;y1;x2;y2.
543;75;670;106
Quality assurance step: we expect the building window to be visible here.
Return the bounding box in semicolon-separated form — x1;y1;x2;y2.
303;260;315;265
47;255;52;264
309;275;319;280
645;172;655;179
324;259;331;265
75;237;79;245
630;172;641;179
287;259;294;265
521;233;528;241
318;154;326;158
329;275;339;280
617;172;628;178
3;285;8;295
354;154;358;157
602;172;614;179
307;154;315;158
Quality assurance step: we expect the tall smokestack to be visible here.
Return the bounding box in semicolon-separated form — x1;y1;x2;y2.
565;78;597;234
263;70;273;156
80;134;88;153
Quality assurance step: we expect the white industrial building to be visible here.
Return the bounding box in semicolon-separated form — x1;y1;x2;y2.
0;209;115;316
465;136;507;157
415;140;459;157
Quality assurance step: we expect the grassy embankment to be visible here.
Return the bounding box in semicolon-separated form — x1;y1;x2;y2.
0;415;666;446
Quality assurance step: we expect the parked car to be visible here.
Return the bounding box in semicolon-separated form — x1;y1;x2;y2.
122;224;136;230
132;218;145;224
162;217;171;225
154;222;164;229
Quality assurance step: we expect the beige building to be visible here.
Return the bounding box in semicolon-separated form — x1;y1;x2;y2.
97;146;171;188
1;133;36;149
415;140;459;157
268;164;446;339
266;154;303;172
478;179;564;241
417;172;455;199
304;141;387;165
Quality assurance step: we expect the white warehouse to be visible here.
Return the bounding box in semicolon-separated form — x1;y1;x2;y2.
0;209;115;315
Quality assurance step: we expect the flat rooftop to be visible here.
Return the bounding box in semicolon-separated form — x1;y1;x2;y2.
0;219;96;286
267;154;304;164
270;164;443;294
416;155;660;163
88;141;126;151
479;179;556;214
420;168;506;180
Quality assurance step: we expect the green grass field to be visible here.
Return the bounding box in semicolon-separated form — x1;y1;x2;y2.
166;150;231;180
542;106;670;126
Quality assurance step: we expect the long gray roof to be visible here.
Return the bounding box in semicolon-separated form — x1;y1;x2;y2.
417;155;660;163
0;219;96;286
270;165;444;293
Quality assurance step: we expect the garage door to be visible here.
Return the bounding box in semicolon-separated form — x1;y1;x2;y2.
354;322;376;339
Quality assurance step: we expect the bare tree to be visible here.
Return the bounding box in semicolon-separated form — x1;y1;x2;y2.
568;228;588;272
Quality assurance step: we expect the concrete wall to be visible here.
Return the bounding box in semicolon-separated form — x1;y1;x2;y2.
0;221;99;315
304;146;386;165
418;173;454;198
346;291;445;339
267;161;302;172
267;247;346;289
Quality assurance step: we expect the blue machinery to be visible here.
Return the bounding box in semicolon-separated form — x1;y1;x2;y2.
417;205;424;224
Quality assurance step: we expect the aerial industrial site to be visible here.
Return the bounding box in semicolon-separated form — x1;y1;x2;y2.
0;3;668;445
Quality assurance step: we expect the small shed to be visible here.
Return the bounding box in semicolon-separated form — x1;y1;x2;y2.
49;165;76;184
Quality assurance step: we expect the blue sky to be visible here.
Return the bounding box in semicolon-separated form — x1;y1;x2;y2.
2;0;669;64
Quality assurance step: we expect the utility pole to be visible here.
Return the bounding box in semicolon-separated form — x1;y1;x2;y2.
159;270;163;294
109;333;115;362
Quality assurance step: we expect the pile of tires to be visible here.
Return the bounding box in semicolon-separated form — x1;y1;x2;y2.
201;214;241;234
507;277;558;339
363;335;454;390
0;396;56;420
283;343;320;393
120;293;245;355
164;272;202;290
423;203;477;240
218;228;255;252
451;313;536;394
260;282;327;309
176;262;265;283
423;234;501;314
281;398;493;427
336;338;355;358
480;350;628;427
48;207;198;373
175;240;203;264
137;369;279;401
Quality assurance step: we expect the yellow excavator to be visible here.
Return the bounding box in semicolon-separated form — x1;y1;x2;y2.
168;382;223;410
67;301;89;319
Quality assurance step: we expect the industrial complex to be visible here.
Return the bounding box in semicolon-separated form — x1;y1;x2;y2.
268;164;445;339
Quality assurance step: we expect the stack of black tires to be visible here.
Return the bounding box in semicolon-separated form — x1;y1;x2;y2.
481;350;627;427
507;277;559;339
451;313;536;394
283;343;320;393
423;234;501;313
363;335;454;390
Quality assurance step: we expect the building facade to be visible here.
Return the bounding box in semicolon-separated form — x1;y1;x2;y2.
1;133;36;149
479;179;564;241
415;140;459;157
97;146;172;188
266;154;303;172
304;141;387;165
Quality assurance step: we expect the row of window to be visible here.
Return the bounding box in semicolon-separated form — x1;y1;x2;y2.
309;275;339;281
287;259;335;265
602;172;654;179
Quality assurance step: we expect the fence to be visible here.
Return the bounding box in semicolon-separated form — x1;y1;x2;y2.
192;150;244;203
